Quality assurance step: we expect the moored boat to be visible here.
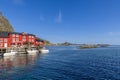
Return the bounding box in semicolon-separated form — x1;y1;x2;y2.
4;50;17;56
40;47;49;53
27;47;39;54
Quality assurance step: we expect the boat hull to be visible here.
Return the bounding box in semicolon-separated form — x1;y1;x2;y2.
40;49;49;53
27;50;39;54
4;52;17;56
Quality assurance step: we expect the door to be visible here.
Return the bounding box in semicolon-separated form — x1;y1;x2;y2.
4;43;8;47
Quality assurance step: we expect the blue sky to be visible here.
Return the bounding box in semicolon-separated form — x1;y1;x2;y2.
0;0;120;44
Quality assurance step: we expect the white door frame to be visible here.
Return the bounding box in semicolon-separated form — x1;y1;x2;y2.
4;43;8;47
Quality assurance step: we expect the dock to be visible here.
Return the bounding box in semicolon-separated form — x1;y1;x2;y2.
0;47;27;56
0;46;45;57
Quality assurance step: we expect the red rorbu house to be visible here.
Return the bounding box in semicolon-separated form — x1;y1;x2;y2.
0;32;36;48
36;39;45;47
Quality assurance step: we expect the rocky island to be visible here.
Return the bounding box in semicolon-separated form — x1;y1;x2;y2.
80;44;110;49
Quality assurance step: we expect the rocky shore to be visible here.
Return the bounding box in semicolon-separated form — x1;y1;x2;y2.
80;44;110;49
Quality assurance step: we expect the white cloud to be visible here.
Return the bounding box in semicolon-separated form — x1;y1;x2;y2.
55;10;62;23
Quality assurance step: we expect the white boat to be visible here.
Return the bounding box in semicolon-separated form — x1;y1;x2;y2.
4;50;17;56
27;47;39;54
40;47;49;53
40;49;49;53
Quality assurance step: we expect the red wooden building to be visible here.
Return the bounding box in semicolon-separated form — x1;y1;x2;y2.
0;32;37;48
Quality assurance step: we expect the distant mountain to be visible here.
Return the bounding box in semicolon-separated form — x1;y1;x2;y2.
0;12;14;32
57;42;73;46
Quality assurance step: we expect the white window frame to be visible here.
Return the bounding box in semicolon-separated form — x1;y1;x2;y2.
22;36;26;39
16;38;19;42
16;34;19;37
29;36;31;38
0;38;2;42
29;39;31;42
22;39;26;42
31;39;34;42
0;43;2;47
12;38;15;42
12;34;15;37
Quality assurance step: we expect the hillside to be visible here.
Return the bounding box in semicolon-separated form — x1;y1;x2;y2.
57;42;73;46
0;12;14;32
0;12;52;45
36;37;53;46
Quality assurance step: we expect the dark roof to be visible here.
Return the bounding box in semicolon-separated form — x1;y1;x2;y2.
10;32;22;34
0;31;35;37
0;32;9;37
10;32;35;36
27;33;35;36
36;40;44;42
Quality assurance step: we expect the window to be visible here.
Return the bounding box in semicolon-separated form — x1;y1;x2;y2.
29;36;31;38
12;38;15;42
0;38;2;42
4;39;7;42
12;34;15;37
0;43;2;47
22;36;26;39
16;38;19;42
31;39;34;42
23;39;26;41
29;39;31;42
22;39;26;42
22;36;26;41
16;34;19;37
32;36;34;38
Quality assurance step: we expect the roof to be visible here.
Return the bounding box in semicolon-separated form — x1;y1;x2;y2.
0;32;9;37
11;32;35;36
0;31;35;37
36;40;44;42
27;33;35;36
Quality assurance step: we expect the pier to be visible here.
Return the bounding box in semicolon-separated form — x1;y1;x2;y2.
6;47;27;53
0;45;45;57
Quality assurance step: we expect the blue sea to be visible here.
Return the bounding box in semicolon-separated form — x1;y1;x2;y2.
0;46;120;80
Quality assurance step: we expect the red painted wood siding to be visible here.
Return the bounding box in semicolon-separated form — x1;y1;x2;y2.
0;33;36;48
0;38;9;47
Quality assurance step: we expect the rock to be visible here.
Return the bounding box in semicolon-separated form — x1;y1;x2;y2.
0;12;14;32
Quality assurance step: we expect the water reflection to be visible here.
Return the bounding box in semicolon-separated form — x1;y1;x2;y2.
0;53;42;70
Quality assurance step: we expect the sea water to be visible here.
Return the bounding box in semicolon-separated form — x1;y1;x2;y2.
0;46;120;80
